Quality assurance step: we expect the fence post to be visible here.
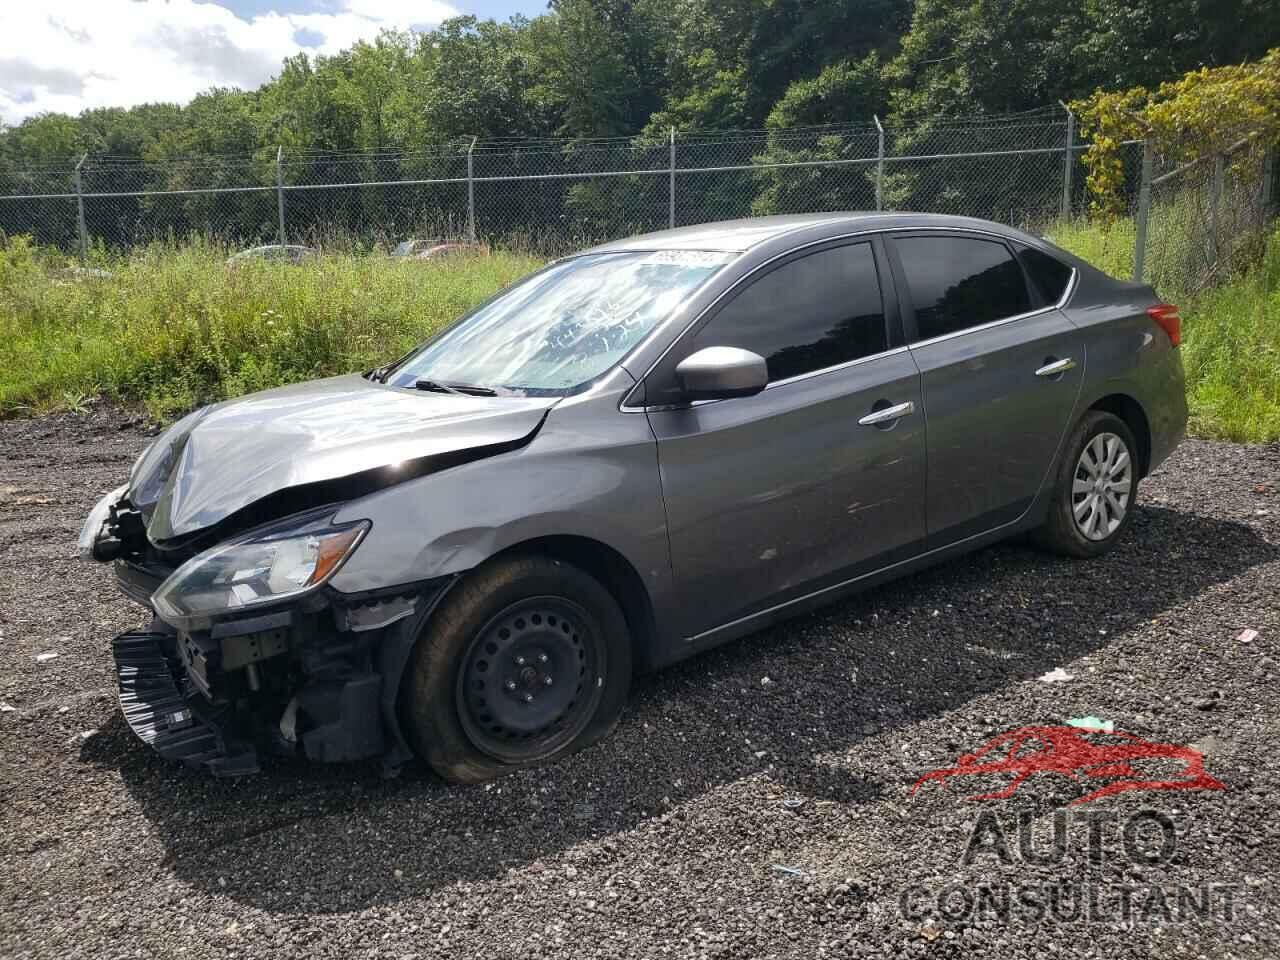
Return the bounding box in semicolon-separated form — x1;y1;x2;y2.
874;115;885;211
1209;152;1225;263
74;153;89;263
668;127;676;229
466;136;477;242
1059;100;1074;221
1133;139;1153;282
275;146;286;246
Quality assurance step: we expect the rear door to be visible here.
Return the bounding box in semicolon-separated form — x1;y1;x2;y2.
887;231;1084;546
643;239;927;639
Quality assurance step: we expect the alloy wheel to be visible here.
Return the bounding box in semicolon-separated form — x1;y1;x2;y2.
1072;431;1132;541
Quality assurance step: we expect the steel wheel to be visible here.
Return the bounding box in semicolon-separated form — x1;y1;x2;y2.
1071;431;1132;541
455;596;605;763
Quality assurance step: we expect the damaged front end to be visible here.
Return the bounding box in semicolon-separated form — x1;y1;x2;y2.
78;376;555;776
85;486;451;777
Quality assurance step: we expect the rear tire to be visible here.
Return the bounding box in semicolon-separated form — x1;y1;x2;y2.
1034;411;1139;558
401;554;631;784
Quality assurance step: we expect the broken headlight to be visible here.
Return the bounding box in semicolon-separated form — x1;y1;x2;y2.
151;510;369;627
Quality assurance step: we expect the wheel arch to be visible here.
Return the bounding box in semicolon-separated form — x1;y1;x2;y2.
485;534;660;672
1088;393;1152;477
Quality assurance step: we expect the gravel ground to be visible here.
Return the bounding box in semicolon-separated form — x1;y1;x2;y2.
1;406;1278;960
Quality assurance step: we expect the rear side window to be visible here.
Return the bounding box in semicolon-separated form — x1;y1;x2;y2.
896;236;1031;341
1016;244;1074;303
692;242;888;382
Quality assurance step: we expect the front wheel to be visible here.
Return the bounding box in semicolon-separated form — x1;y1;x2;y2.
401;554;631;783
1034;411;1140;558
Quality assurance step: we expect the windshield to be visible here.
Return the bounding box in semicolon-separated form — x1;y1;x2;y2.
393;240;416;256
386;250;733;396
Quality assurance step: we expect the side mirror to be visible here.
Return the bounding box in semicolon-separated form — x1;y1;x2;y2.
675;346;768;402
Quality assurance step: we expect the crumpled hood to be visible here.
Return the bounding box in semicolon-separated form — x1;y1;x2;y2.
131;374;556;542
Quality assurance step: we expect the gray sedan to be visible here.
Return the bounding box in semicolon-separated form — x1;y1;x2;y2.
81;213;1186;781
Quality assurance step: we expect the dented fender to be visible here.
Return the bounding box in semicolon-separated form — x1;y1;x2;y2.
327;374;681;654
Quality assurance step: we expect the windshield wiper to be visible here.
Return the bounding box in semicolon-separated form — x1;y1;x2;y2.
414;378;497;397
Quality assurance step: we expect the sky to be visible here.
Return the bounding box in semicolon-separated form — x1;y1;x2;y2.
0;0;550;125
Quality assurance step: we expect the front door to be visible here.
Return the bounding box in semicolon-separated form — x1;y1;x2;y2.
888;232;1085;546
644;240;928;640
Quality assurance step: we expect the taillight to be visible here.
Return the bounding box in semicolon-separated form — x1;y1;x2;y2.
1147;303;1181;346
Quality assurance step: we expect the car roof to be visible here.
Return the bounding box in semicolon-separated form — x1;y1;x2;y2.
583;212;1040;254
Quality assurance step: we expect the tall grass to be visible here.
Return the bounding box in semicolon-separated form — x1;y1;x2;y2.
0;237;540;419
1047;219;1136;280
0;225;1276;441
1175;228;1280;442
1052;220;1280;443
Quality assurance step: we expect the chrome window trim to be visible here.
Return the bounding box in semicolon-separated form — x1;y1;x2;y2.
906;297;1059;349
764;344;911;390
620;224;1075;413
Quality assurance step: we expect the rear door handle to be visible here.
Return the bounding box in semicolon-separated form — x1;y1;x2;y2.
1035;357;1076;377
858;400;915;426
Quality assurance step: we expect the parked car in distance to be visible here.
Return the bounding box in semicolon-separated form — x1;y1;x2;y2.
82;213;1186;783
391;238;486;260
226;244;318;266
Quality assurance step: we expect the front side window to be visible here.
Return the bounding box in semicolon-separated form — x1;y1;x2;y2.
896;235;1031;341
690;242;888;383
388;250;732;396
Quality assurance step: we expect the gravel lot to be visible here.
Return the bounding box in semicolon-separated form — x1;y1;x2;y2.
1;406;1277;959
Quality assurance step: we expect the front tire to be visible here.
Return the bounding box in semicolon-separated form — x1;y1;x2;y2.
401;554;631;783
1034;411;1139;558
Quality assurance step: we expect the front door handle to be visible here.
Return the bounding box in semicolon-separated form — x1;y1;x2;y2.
1035;357;1077;378
858;400;915;426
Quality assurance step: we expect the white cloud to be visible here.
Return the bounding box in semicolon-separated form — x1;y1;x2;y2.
0;0;460;124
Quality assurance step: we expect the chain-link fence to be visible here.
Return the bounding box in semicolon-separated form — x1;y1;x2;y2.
1136;136;1276;302
1;105;1275;297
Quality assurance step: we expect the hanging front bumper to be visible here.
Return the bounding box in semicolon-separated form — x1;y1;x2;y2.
111;630;260;776
106;574;457;777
